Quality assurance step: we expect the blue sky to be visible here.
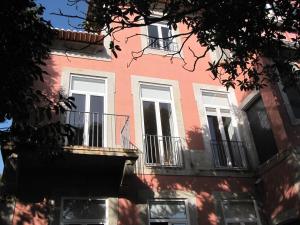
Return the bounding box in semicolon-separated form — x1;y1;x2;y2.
0;1;85;174
36;0;88;29
0;119;12;174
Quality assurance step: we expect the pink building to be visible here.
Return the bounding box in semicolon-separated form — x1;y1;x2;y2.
1;20;300;225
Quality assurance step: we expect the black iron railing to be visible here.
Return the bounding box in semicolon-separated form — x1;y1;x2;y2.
210;140;247;169
66;111;136;149
148;37;178;52
144;134;183;167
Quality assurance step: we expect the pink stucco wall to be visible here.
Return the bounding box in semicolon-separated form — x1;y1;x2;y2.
46;23;226;151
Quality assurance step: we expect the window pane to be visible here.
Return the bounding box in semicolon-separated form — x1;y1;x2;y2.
70;94;86;145
141;85;171;101
285;84;300;118
148;25;159;38
223;201;257;219
160;103;175;165
161;26;171;50
89;96;104;147
143;101;160;164
148;25;160;49
62;199;105;221
160;103;173;137
143;101;158;135
71;76;105;93
150;201;186;219
207;115;222;141
246;98;278;163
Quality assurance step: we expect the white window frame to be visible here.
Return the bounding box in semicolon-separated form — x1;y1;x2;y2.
146;21;178;52
148;199;190;225
60;197;108;225
69;74;108;147
199;89;247;168
221;200;262;225
140;83;180;166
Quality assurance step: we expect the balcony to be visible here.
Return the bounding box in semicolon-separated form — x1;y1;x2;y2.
65;111;138;156
148;37;178;52
143;134;183;167
210;140;247;169
5;112;140;197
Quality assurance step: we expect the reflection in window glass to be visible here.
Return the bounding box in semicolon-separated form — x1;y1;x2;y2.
285;83;300;118
62;199;105;221
150;201;186;219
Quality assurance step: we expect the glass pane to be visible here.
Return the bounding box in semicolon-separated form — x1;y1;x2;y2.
150;201;186;219
208;115;228;166
148;25;160;49
160;103;173;137
69;93;86;145
223;201;257;219
71;76;105;93
143;101;160;164
246;98;278;163
63;199;106;221
161;26;171;50
160;103;175;165
141;85;171;101
89;96;104;147
207;115;222;141
285;84;300;118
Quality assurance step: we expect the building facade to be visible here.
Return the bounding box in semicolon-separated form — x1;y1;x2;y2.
1;20;300;225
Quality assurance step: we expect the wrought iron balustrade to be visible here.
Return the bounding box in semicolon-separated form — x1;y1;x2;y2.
148;37;178;52
143;134;183;167
210;140;247;169
66;111;136;149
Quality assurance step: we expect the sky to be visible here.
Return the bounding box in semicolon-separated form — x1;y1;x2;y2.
0;1;86;174
36;0;88;29
0;119;12;174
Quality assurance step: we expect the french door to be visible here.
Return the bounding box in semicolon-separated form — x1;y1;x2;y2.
201;91;245;168
69;76;106;147
141;85;179;166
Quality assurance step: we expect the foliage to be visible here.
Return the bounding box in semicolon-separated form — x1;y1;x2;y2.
0;0;74;154
63;0;299;90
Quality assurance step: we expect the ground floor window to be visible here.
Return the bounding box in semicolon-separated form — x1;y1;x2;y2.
61;198;107;225
221;200;261;225
148;200;189;225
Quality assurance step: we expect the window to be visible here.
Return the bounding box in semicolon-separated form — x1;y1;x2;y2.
147;22;178;52
140;84;182;167
201;90;246;169
245;97;278;164
283;80;300;120
148;200;189;225
221;200;262;225
68;75;106;147
61;198;107;225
